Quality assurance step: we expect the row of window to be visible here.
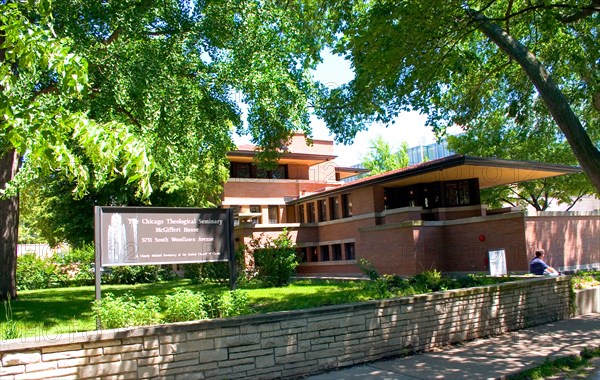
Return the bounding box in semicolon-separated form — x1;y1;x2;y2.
230;162;288;179
297;242;356;263
230;205;280;225
298;193;353;223
384;180;480;210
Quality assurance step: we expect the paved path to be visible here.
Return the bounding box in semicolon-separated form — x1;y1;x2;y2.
305;313;600;380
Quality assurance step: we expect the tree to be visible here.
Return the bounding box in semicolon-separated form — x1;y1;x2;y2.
317;0;600;193
446;115;594;210
1;2;153;300
0;0;334;300
361;135;409;175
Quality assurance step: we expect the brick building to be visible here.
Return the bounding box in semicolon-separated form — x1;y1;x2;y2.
223;133;599;277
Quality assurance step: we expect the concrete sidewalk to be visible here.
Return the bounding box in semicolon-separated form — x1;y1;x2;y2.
305;313;600;380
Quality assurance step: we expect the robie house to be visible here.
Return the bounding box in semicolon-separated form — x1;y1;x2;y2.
223;133;599;277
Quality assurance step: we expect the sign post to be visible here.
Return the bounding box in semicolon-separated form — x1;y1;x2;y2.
94;206;236;326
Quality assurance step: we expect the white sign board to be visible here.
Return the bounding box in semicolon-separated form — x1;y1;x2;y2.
488;249;507;276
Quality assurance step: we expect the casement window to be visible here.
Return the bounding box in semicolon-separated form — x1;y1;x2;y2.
342;193;353;218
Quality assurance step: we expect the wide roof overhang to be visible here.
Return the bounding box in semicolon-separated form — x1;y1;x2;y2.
227;150;336;166
293;155;582;203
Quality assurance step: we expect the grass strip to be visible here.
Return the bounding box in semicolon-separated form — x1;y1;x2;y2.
507;346;600;380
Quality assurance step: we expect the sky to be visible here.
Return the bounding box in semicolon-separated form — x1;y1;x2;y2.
234;50;453;167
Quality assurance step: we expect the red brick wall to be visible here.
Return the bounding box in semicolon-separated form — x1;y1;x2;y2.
525;214;600;271
357;225;419;276
440;215;528;273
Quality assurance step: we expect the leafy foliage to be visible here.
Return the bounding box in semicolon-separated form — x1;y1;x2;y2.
447;122;595;210
102;266;167;286
317;0;600;192
94;289;250;328
1;300;23;341
15;247;172;290
162;289;208;323
361;136;409;176
92;292;161;329
358;259;518;298
248;230;299;287
16;254;56;291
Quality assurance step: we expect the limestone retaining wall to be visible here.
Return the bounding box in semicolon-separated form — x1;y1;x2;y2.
0;277;571;379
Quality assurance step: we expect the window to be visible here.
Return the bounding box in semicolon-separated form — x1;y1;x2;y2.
332;244;342;261
329;197;339;220
272;165;287;179
230;162;251;178
250;205;261;224
307;202;316;223
445;180;471;206
268;205;279;224
230;205;240;226
308;246;318;262
318;199;327;222
298;204;305;223
320;245;330;261
229;163;288;179
297;248;307;263
342;193;353;218
345;243;355;260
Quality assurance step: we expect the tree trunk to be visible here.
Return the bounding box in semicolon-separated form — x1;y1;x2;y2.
468;10;600;194
0;148;20;301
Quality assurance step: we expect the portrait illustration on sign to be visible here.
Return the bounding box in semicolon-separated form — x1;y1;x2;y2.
107;213;127;263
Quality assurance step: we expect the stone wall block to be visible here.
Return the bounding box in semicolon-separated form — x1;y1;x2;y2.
78;359;137;379
15;366;78;380
103;343;143;355
198;348;228;363
2;352;41;366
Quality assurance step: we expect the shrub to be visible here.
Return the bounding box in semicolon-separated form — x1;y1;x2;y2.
1;301;23;341
162;289;250;322
250;230;299;287
102;265;163;285
183;262;230;284
357;257;380;280
16;253;56;290
409;269;446;292
162;289;208;323
204;290;250;319
53;245;95;287
92;293;161;329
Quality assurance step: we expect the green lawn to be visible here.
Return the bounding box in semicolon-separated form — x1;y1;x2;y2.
2;278;367;338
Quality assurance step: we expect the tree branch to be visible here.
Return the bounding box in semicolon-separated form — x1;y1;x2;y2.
483;2;600;23
555;0;600;23
117;107;142;129
104;26;123;45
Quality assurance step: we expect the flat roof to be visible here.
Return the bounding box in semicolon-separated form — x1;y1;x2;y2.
227;150;337;166
292;155;581;203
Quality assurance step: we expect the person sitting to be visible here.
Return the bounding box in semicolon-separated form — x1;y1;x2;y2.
529;249;559;276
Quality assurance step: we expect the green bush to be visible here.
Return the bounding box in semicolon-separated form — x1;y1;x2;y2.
1;301;23;341
357;258;380;280
183;262;230;284
162;289;208;322
92;293;161;329
250;230;299;287
409;269;446;291
102;265;163;285
162;289;250;323
53;245;95;287
16;253;56;290
204;290;250;319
